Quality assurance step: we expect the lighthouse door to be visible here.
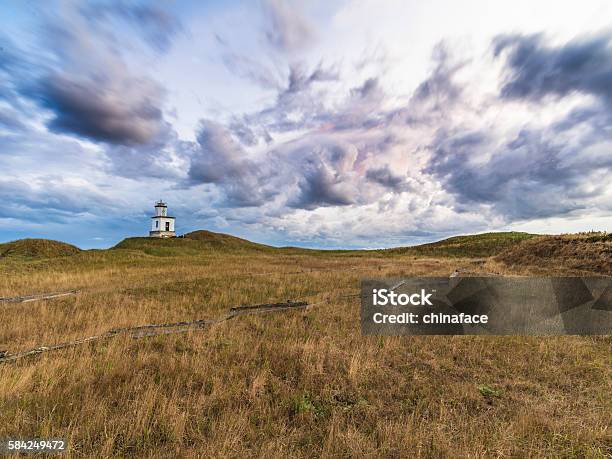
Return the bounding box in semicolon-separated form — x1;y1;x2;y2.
165;222;170;231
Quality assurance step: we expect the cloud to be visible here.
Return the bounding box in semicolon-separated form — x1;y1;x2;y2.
122;29;612;234
221;52;284;90
0;108;26;131
398;43;466;126
285;140;361;209
188;120;277;207
426;124;612;219
3;1;612;249
262;0;315;52
35;74;166;145
0;4;184;185
184;48;450;215
0;35;40;114
189;120;249;183
289;161;355;209
285;64;338;93
0;177;114;223
494;31;612;104
228;116;272;146
413;44;464;105
88;3;183;52
8;4;172;146
351;77;380;99
365;165;412;192
186;117;400;211
230;62;339;136
105;130;188;179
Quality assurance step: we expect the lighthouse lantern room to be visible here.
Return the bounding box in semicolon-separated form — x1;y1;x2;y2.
149;200;176;238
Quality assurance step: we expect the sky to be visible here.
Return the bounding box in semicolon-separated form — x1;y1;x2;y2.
1;0;611;249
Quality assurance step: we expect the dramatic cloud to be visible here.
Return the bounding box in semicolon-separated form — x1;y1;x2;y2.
290;162;355;209
245;63;340;133
426;32;612;220
188;120;278;207
428;130;573;219
399;44;467;126
184;29;612;227
366;165;412;192
494;31;612;104
411;44;464;107
9;4;174;146
35;74;166;145
2;1;611;248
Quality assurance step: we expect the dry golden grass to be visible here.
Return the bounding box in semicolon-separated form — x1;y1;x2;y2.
0;237;610;458
494;233;612;275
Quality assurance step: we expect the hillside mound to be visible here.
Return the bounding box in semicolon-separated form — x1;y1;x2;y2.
183;230;271;250
0;238;81;259
387;232;537;258
495;233;612;274
113;230;272;256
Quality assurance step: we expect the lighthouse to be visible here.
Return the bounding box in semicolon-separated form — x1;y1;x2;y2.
149;200;176;238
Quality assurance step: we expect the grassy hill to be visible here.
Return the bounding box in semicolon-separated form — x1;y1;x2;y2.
0;238;81;260
112;230;539;258
385;231;537;258
0;230;540;261
113;230;274;257
183;229;272;249
495;232;612;274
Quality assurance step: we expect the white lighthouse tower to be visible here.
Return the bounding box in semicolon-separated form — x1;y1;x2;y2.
149;200;176;238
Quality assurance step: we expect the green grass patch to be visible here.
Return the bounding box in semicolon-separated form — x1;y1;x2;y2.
477;384;502;398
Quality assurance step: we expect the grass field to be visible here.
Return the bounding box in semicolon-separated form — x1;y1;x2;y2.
0;232;610;457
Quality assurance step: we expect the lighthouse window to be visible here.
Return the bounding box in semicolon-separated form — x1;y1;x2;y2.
155;221;159;228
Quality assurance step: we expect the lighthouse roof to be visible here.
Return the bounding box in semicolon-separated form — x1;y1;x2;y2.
155;200;167;207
